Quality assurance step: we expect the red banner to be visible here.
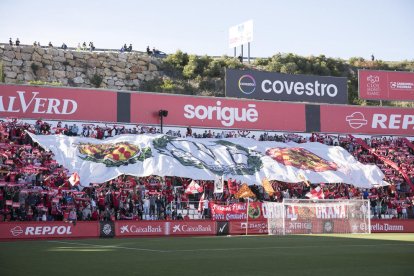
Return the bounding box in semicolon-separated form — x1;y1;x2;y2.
114;220;216;237
359;70;414;101
320;105;414;135
131;93;306;131
209;202;263;221
0;221;99;240
0;84;117;121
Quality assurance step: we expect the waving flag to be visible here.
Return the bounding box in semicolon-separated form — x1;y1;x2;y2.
235;183;256;199
185;180;203;194
214;176;224;193
69;172;80;186
305;186;325;199
262;178;275;196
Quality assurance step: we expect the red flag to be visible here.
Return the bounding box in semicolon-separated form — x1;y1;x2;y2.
69;172;80;186
227;178;238;195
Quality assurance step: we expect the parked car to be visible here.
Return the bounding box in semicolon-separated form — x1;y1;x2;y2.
153;50;167;58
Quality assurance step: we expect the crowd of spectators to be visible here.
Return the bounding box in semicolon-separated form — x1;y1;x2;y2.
0;118;413;222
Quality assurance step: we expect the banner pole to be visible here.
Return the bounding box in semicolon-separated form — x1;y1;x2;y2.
246;197;250;236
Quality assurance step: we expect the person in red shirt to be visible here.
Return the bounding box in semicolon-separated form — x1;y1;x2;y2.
98;192;105;211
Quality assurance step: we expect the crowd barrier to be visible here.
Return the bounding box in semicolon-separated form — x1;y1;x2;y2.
1;219;413;240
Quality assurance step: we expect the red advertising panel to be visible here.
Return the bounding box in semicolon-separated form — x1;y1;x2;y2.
114;221;216;237
229;220;269;235
168;221;216;236
131;93;306;131
359;70;414;101
0;221;99;240
320;105;414;135
115;221;166;237
0;84;117;121
370;219;414;233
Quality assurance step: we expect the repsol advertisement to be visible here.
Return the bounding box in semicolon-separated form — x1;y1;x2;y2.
225;69;348;104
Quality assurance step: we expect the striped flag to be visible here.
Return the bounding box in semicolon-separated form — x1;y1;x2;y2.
69;172;80;186
185;180;203;194
262;178;275;196
305;186;324;199
235;183;256;199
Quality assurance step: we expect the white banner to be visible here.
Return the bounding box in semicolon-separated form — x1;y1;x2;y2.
214;176;224;194
28;133;384;188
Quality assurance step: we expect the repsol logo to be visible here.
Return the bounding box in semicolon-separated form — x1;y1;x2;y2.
0;91;78;114
261;80;338;97
10;225;73;236
184;101;258;127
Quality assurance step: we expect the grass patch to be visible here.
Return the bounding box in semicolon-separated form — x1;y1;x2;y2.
0;234;413;276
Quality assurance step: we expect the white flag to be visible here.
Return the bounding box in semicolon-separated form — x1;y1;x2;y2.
214;176;224;193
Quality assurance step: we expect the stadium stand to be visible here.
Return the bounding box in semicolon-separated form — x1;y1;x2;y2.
0;118;413;223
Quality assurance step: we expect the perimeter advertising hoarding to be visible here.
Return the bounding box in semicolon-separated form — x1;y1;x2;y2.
0;84;118;122
359;70;414;101
0;221;99;240
114;221;216;237
225;69;348;104
320;105;414;136
130;93;306;131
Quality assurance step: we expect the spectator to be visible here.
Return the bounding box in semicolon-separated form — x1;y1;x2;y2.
146;46;151;55
48;41;53;47
68;208;77;225
61;43;67;50
238;55;243;63
89;42;95;51
371;54;375;61
9;38;13;45
15;38;20;46
82;42;87;51
127;44;132;52
33;41;37;46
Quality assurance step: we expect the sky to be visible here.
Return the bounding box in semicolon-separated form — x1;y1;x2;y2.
1;0;413;61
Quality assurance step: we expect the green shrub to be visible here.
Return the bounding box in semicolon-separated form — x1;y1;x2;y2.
90;74;103;88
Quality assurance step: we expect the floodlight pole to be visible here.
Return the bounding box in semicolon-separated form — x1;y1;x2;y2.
248;42;251;64
241;44;244;61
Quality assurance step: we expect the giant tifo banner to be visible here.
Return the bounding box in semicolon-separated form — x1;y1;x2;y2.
130;93;306;131
225;69;348;104
320;105;414;136
0;221;99;240
28;133;384;187
0;84;118;121
359;70;414;101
